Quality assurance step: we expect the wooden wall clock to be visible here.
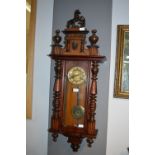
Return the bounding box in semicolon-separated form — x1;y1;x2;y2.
48;10;106;152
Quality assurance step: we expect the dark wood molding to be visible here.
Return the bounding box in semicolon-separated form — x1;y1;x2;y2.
49;54;106;62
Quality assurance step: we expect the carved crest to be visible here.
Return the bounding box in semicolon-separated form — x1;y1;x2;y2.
72;41;78;49
66;9;86;28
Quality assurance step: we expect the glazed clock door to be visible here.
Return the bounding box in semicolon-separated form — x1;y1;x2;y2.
63;61;90;128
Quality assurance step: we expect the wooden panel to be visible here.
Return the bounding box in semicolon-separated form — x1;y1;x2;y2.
63;61;90;127
64;82;86;126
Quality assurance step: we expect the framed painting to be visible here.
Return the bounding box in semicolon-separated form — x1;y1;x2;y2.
114;25;129;99
26;0;37;118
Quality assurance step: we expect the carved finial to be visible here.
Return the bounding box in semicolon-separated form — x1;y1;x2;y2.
89;29;99;46
71;143;80;152
66;10;85;28
52;133;58;142
86;138;94;147
53;29;62;46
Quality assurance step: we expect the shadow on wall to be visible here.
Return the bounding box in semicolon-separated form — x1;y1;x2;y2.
120;148;129;155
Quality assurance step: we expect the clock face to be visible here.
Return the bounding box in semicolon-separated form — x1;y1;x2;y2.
68;67;87;85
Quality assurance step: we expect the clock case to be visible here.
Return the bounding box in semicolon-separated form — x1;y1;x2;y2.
48;10;106;152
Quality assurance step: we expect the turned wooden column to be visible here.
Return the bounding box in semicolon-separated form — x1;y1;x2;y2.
49;30;62;142
87;61;99;147
49;59;62;141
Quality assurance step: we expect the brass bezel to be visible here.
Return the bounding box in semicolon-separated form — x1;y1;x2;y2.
68;66;87;85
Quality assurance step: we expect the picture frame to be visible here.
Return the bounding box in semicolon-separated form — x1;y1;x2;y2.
114;25;129;99
26;0;37;118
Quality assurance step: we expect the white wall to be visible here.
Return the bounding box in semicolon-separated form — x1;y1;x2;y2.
26;0;54;155
106;0;129;155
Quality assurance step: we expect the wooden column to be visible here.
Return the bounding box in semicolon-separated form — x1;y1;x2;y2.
87;60;99;147
49;59;62;141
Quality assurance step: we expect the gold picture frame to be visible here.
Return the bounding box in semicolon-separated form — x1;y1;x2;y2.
114;25;129;99
26;0;37;118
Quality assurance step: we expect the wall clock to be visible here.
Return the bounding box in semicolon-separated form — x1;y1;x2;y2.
48;10;106;152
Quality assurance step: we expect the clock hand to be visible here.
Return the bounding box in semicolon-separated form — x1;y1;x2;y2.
71;73;80;79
